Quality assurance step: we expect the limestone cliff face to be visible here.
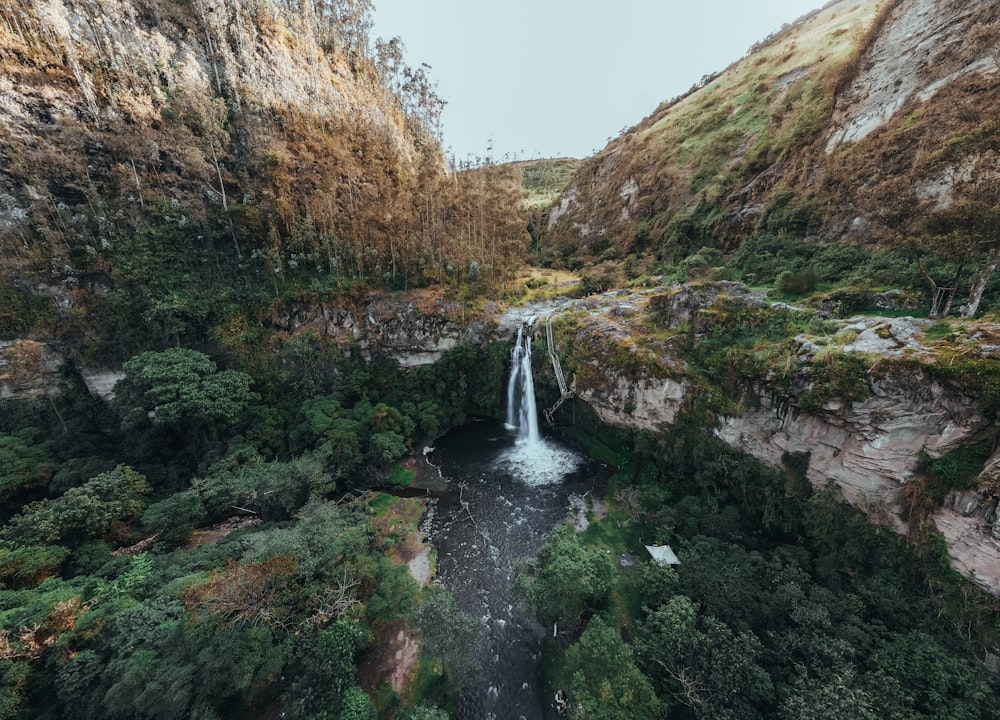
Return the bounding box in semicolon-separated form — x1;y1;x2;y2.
717;370;988;515
825;0;996;151
0;340;63;399
0;0;409;235
576;372;687;432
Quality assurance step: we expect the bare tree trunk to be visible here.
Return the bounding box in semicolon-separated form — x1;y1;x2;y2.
962;247;1000;319
940;285;959;318
128;156;144;207
209;142;243;260
941;263;966;317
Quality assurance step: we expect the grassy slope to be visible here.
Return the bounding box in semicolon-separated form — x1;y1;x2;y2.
541;0;1000;281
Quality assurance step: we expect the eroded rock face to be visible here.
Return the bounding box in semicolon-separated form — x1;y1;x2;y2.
716;372;989;524
0;339;125;401
0;340;62;399
826;0;996;151
577;353;1000;592
272;294;497;366
80;369;125;401
576;372;687;432
935;507;1000;593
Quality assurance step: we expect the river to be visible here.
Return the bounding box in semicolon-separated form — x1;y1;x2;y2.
423;419;609;720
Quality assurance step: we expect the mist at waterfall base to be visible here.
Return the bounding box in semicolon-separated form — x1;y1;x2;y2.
502;324;582;485
421;327;606;719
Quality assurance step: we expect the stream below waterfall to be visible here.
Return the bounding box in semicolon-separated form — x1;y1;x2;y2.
423;420;610;720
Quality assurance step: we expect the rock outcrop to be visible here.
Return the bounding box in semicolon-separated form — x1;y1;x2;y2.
716;373;988;531
270;293;497;367
826;0;998;151
0;339;62;399
529;283;1000;594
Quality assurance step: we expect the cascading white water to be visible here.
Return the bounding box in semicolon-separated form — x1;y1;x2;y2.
505;324;524;430
505;322;540;444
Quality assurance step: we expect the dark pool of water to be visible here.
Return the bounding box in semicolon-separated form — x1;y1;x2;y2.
423;419;609;720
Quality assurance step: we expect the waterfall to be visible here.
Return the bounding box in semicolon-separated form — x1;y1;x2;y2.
505;322;541;445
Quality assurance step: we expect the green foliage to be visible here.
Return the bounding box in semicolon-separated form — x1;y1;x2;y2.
515;525;615;628
907;442;994;519
366;431;407;467
92;553;155;606
662;201;724;258
191;453;321;523
282;620;368;720
925;442;993;491
679;246;724;277
521;158;581;209
339;686;376;720
923;319;954;341
240;500;377;585
530;415;1000;720
411;586;481;691
576;270;619;297
870;631;994;719
140;490;207;546
637;595;773;718
401;705;449;720
728;233;922;299
387;464;416;488
0;287;54;334
115;348;257;433
0;428;56;501
0;660;29;720
777;267;818;295
2;465;150;547
759;186;818;235
558;616;663;720
0;542;69;586
798;352;872;413
928;357;1000;415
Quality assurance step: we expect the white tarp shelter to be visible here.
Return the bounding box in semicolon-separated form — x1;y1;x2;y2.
645;544;680;565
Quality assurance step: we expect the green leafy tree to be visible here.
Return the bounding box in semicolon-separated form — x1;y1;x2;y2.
0;428;55;501
0;542;69;586
516;525;614;628
282;620;368;720
338;687;376;720
2;465;150;546
190;453;319;523
558;616;663;720
140;489;207;546
778;669;879;720
0;660;29;720
869;631;994;719
636;595;773;719
411;586;481;691
114;348;256;436
366;431;407;467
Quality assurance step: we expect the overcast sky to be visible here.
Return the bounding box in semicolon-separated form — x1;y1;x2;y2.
372;0;824;161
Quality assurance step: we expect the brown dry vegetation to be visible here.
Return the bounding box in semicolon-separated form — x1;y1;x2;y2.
541;0;1000;274
0;0;530;354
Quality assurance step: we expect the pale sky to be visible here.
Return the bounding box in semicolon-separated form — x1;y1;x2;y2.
373;0;824;160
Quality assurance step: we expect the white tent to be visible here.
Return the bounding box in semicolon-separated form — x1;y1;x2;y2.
645;544;680;565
